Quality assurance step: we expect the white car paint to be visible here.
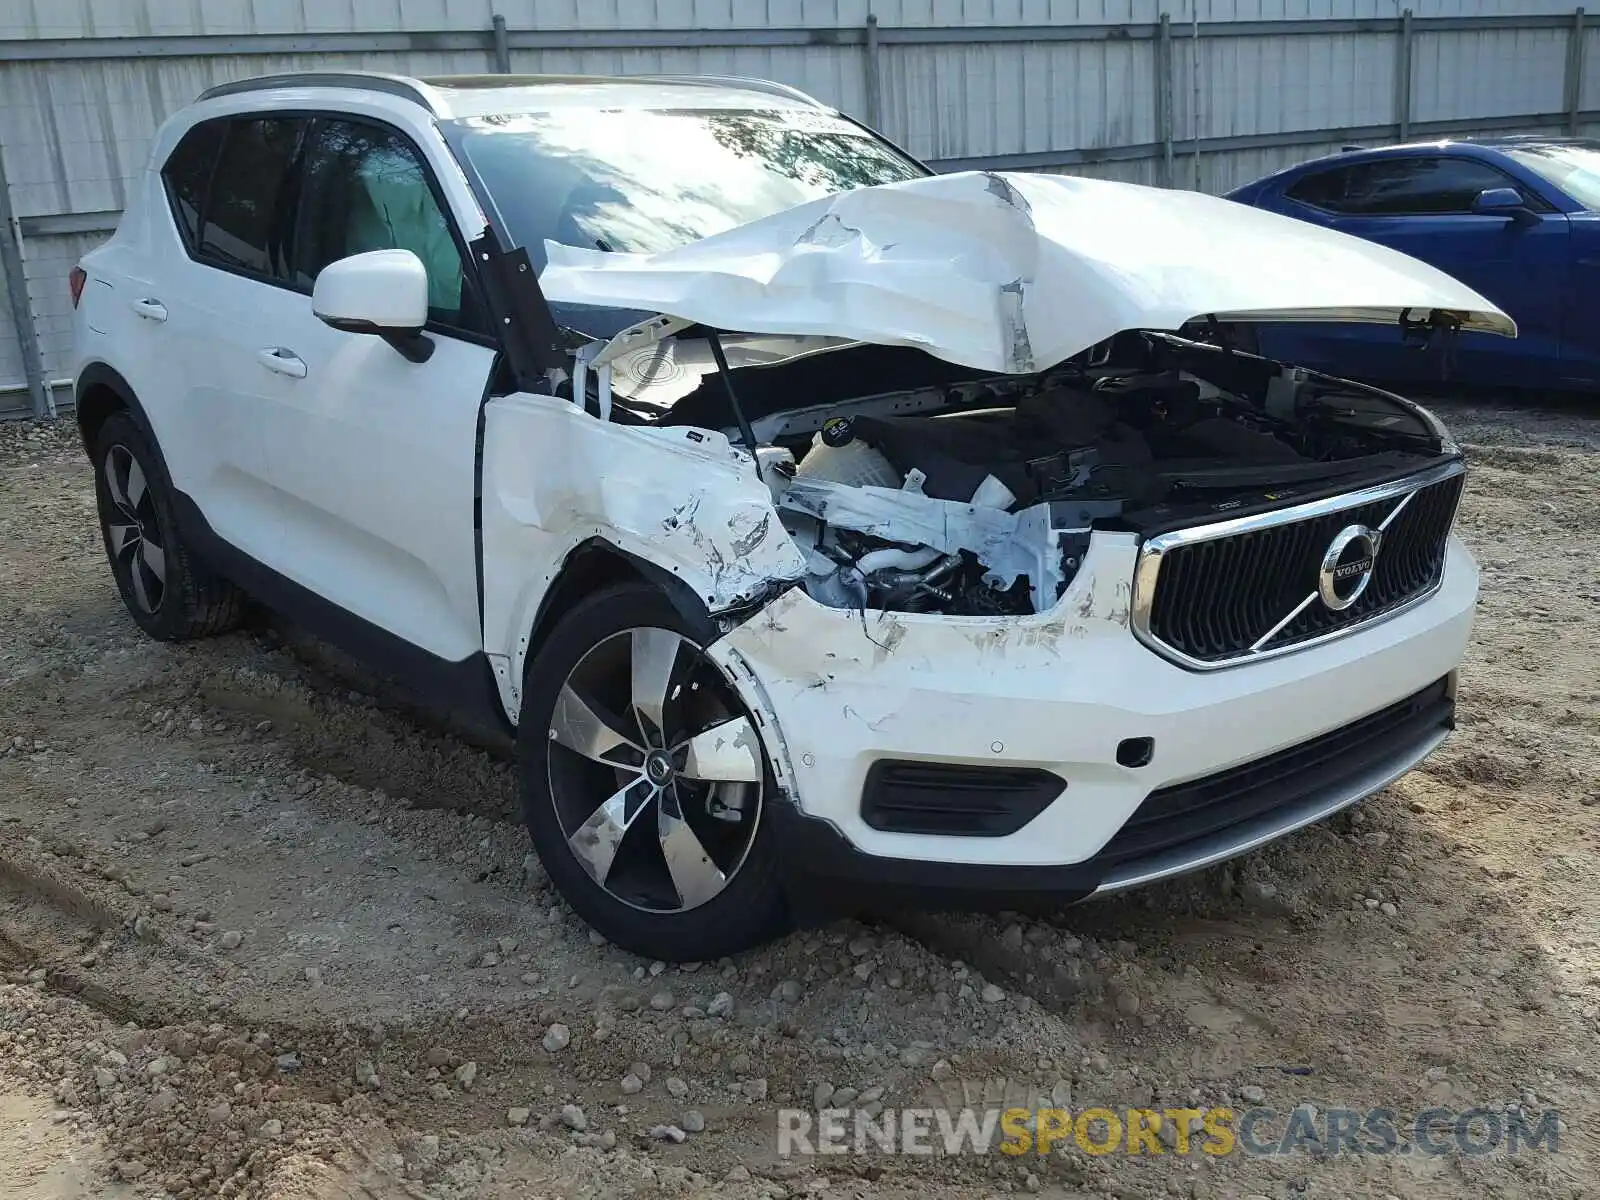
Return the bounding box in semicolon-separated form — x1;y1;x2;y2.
707;536;1476;866
75;71;1479;889
541;169;1515;377
311;248;432;331
479;394;810;716
250;284;496;664
81;171;284;569
76;81;499;665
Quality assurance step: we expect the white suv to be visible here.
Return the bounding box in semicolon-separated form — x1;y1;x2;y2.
73;72;1493;960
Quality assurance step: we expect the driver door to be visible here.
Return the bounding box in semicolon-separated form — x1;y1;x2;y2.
251;115;499;667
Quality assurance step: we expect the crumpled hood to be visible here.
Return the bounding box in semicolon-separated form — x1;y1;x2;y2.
538;170;1515;375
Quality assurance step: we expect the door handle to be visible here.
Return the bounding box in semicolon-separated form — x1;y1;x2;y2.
132;298;167;322
257;348;308;379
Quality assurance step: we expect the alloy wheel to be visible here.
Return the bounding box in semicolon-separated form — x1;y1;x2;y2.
103;444;166;614
545;627;764;914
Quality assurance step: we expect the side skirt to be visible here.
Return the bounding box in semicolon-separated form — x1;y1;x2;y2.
170;491;516;756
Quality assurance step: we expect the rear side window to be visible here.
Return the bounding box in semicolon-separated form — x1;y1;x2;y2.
1287;157;1528;216
199;117;307;279
160;120;226;249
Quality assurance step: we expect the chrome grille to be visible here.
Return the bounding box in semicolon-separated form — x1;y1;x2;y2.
1132;463;1466;669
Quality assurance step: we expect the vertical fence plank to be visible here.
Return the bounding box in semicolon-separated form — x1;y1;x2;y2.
1567;7;1587;135
492;14;511;74
1157;13;1174;187
1190;4;1202;191
0;147;51;419
1396;7;1414;141
865;14;883;130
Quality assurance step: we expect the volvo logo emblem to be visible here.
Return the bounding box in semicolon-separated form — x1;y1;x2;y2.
1318;524;1380;611
644;752;676;787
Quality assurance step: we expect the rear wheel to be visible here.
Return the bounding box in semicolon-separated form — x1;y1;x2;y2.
517;584;789;960
91;412;244;640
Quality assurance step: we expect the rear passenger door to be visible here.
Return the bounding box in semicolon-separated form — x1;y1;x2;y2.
249;115;499;667
151;115;309;565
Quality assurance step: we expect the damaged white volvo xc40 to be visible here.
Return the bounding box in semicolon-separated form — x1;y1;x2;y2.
73;72;1501;960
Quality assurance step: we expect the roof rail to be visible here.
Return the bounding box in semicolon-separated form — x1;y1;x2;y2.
197;71;438;112
196;69;829;115
626;74;830;108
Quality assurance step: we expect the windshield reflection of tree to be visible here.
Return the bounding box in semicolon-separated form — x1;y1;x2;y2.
472;110;922;260
702;113;917;193
558;172;713;253
471;112;713;256
557;119;913;251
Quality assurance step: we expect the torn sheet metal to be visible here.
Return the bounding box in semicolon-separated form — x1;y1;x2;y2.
480;393;808;710
539;170;1515;377
779;476;1059;597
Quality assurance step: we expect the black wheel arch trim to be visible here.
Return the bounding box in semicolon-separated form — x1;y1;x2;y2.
75;363;159;456
518;537;722;686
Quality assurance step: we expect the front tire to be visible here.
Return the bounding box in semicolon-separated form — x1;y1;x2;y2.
91;411;244;641
517;584;790;960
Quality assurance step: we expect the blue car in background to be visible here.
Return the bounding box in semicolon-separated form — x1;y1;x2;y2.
1227;136;1600;392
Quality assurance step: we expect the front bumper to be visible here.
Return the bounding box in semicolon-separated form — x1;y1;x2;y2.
709;530;1477;888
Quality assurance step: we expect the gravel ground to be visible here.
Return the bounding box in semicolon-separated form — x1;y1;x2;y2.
0;399;1597;1199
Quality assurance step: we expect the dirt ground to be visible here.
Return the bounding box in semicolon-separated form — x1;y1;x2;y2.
0;395;1596;1200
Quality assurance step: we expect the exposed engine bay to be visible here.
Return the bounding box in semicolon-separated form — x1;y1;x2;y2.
723;331;1451;617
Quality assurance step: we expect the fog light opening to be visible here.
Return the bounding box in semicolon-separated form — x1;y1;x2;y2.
1117;737;1155;769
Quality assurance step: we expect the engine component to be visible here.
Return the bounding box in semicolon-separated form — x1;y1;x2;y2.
770;337;1422;619
795;418;902;489
802;548;868;609
755;445;797;502
855;546;943;576
951;569;1033;616
1264;366;1309;421
971;475;1016;509
780;477;1023;580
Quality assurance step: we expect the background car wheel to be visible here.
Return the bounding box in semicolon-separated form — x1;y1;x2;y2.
91;412;245;641
518;583;790;960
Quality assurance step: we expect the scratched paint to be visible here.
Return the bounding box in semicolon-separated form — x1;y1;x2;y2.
479;391;809;714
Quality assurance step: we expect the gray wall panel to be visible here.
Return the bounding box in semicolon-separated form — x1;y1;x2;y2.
2;2;1595;409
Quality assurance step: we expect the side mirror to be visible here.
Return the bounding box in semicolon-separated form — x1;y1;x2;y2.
312;249;435;362
1472;187;1537;225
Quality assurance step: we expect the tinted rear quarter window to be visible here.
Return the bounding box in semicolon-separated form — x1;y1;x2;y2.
200;117;307;278
160;120;226;248
1287;156;1524;215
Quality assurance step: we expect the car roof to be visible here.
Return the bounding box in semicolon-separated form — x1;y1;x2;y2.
1289;133;1600;169
196;70;831;119
1227;134;1600;198
1456;133;1600;151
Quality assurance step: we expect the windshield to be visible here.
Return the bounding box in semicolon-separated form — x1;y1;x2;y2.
447;105;927;333
1503;144;1600;210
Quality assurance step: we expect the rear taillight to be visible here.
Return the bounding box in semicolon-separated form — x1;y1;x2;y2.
69;266;86;308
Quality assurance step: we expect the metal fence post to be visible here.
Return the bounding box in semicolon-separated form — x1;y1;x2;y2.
1189;4;1201;190
0;146;51;419
1567;7;1587;134
1156;13;1174;187
1396;8;1414;141
864;14;883;130
492;13;511;74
